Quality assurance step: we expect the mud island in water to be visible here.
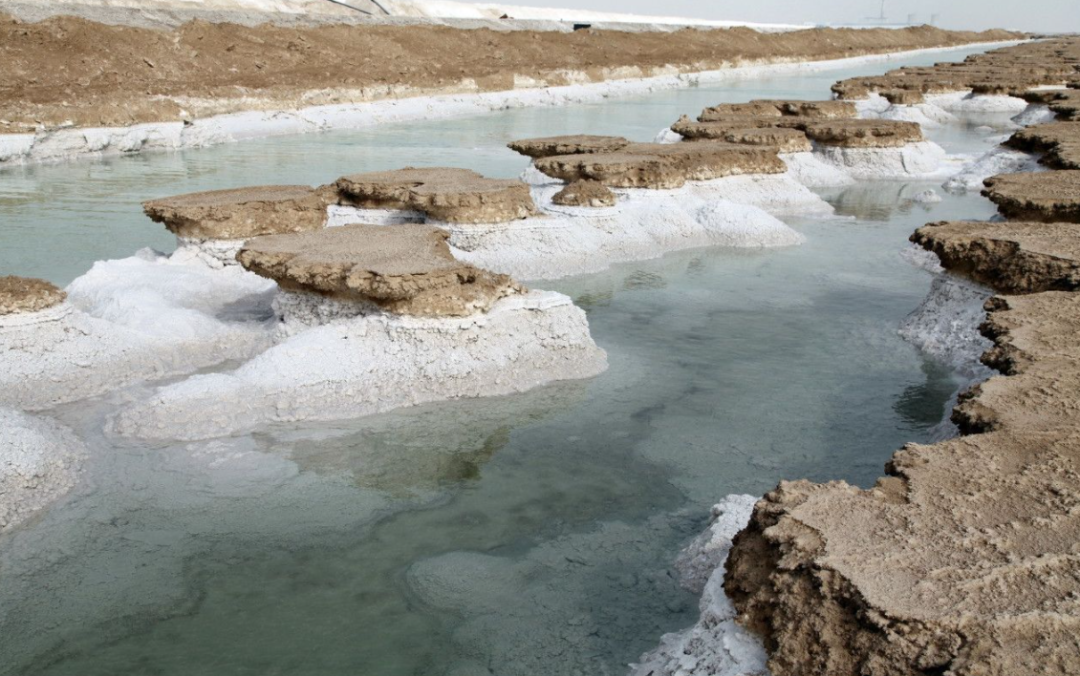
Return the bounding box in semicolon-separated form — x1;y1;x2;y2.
2;2;1079;675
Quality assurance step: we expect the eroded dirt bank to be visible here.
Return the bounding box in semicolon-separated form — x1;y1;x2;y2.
0;17;1018;131
722;38;1080;676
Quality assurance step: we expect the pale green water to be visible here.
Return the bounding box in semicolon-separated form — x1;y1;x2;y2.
0;46;1008;676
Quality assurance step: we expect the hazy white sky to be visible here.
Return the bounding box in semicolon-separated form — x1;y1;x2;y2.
467;0;1078;33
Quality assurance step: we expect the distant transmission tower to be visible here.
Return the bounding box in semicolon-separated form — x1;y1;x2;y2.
865;0;887;23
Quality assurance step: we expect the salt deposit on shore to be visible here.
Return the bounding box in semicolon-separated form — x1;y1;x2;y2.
0;252;274;410
629;495;767;676
111;291;607;440
0;42;1021;168
0;408;85;532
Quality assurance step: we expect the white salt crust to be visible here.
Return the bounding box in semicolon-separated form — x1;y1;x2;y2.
898;269;994;379
1011;103;1058;128
0;42;1022;168
327;174;811;281
629;495;769;676
943;145;1045;193
779;151;856;187
0;251;274;410
110;291;608;440
812;140;952;181
0;408;85;532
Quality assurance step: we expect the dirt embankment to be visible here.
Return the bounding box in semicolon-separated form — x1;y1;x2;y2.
720;37;1080;676
0;16;1019;131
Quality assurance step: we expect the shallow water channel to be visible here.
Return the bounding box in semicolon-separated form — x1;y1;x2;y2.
1;46;1007;676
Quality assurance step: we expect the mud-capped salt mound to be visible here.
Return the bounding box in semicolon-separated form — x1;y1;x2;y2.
802;119;924;148
551;180;616;208
237;223;521;317
0;276;66;316
143;185;328;240
1;408;84;532
718;127;813;153
912;220;1080;293
110;291;608;441
1007;121;1080;169
698;99;856;121
982;171;1080;223
672;115;795;137
533;142;785;189
335;167;536;224
507;135;630;159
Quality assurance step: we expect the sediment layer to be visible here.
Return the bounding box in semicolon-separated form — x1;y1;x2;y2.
237;223;521;316
335;167;537;224
507;135;630;159
0;18;1020;131
533;142;786;189
0;276;66;315
911;221;1080;293
143;185;329;239
1006;121;1080;170
699;99;858;122
982;171;1080;223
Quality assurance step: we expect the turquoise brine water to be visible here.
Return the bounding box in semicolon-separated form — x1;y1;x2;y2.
0;46;1008;676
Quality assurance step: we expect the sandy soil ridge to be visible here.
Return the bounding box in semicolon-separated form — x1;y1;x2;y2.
0;17;1018;131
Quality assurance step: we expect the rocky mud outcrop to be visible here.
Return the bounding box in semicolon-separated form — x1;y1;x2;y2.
336;168;537;224
1006;120;1080;170
0;276;66;315
801;119;924;148
912;221;1080;293
982;170;1080;223
143;185;330;240
551;180;617;208
507;135;630;159
237;223;521;317
532;142;786;189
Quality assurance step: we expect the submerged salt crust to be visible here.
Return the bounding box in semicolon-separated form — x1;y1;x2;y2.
0;42;1022;168
0;408;85;532
0;249;274;410
112;291;608;440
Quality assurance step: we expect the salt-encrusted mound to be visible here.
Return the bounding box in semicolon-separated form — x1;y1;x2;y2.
143;185;329;240
237;224;521;317
0;251;274;410
551;179;616;208
0;408;84;532
912;221;1080;293
925;91;1031;115
0;276;66;315
779;152;856;188
943;146;1044;193
629;495;768;676
802;119;924;148
982;170;1080;222
670;116;812;152
533;142;785;189
443;188;806;280
1010;103;1058;128
336;167;537;224
110;291;608;440
684;174;834;217
507;135;630;159
814;141;949;180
